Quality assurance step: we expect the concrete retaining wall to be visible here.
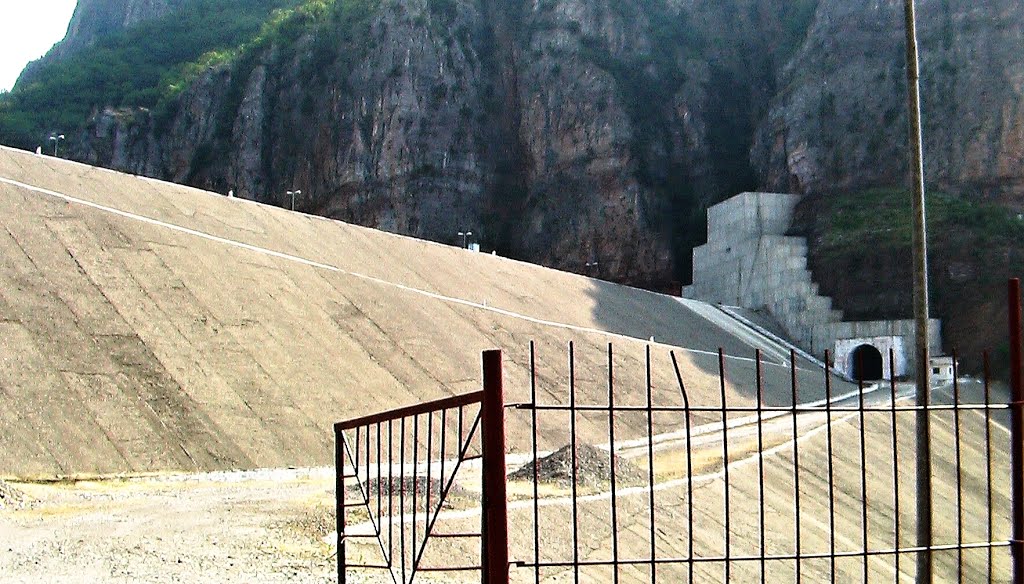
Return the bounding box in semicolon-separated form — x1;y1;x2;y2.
684;192;941;378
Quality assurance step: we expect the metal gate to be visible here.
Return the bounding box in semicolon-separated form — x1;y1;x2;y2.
335;350;507;584
337;280;1024;583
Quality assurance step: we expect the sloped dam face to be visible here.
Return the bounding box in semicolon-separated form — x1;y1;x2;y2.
0;145;846;478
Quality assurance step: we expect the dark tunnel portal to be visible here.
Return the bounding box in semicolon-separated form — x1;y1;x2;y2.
852;344;884;381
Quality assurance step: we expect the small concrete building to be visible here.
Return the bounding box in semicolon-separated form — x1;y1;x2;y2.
683;192;941;380
929;356;957;386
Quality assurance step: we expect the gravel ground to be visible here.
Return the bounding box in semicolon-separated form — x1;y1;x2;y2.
0;469;348;584
0;468;469;583
0;480;25;510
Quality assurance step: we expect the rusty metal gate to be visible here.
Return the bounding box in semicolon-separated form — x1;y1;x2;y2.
335;350;507;584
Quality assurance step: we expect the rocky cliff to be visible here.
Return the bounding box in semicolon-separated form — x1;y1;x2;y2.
62;0;821;288
5;0;1024;298
754;0;1024;204
57;0;189;58
15;0;189;88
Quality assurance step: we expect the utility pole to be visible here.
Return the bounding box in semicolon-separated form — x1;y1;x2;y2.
901;0;932;580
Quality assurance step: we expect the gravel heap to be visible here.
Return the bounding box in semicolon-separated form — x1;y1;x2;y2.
0;479;25;510
509;444;646;487
346;476;465;501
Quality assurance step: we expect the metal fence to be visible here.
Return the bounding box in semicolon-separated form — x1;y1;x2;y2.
509;343;1012;583
335;350;507;584
336;280;1024;583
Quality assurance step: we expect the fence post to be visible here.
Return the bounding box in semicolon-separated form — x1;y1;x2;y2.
1010;279;1024;584
335;424;346;584
481;349;509;584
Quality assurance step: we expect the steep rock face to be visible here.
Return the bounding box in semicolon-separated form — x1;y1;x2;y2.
7;0;1024;373
56;0;188;58
495;0;679;284
83;0;491;243
753;0;1024;203
750;0;1024;368
75;0;816;288
504;0;818;283
60;0;1024;293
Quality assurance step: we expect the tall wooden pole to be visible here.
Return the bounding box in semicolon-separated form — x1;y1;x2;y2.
901;0;932;580
1009;280;1024;584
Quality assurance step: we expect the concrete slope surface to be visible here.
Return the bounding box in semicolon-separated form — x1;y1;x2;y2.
0;146;851;478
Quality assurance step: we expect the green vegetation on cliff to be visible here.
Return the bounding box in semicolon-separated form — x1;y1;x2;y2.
0;0;301;150
810;188;1024;252
795;188;1024;374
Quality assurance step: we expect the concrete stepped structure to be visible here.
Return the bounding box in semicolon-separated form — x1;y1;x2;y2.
684;192;941;380
0;147;851;478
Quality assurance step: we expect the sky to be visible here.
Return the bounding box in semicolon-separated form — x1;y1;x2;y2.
0;1;78;92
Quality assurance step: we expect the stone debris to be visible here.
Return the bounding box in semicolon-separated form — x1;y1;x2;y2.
345;475;467;514
351;476;453;497
509;443;645;488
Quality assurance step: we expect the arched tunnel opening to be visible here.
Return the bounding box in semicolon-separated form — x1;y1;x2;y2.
851;344;884;381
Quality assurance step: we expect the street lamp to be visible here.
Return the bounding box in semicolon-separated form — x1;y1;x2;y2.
287;190;301;211
48;134;65;157
458;231;473;249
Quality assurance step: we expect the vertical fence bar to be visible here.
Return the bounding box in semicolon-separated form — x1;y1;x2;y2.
377;423;383;560
388;420;395;571
412;415;420;570
825;351;836;584
1009;278;1024;584
569;342;580;584
646;345;657;583
482;349;509;584
718;349;731;583
400;416;407;580
889;349;901;581
857;352;869;582
364;428;372;532
756;350;767;584
425;412;434;553
336;425;346;584
790;349;802;582
607;344;620;583
439;411;447;514
952;350;963;582
984;352;994;584
530;342;541;584
670;352;695;584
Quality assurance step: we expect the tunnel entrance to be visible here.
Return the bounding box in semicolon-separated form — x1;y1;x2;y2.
851;344;884;381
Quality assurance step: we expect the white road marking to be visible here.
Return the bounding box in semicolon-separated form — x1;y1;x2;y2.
0;174;792;368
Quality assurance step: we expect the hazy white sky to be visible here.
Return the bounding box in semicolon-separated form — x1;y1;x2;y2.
0;1;78;92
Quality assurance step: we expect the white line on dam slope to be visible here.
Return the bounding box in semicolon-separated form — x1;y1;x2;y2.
0;174;803;370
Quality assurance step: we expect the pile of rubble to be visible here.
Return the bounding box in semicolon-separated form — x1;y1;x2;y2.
509;443;646;488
